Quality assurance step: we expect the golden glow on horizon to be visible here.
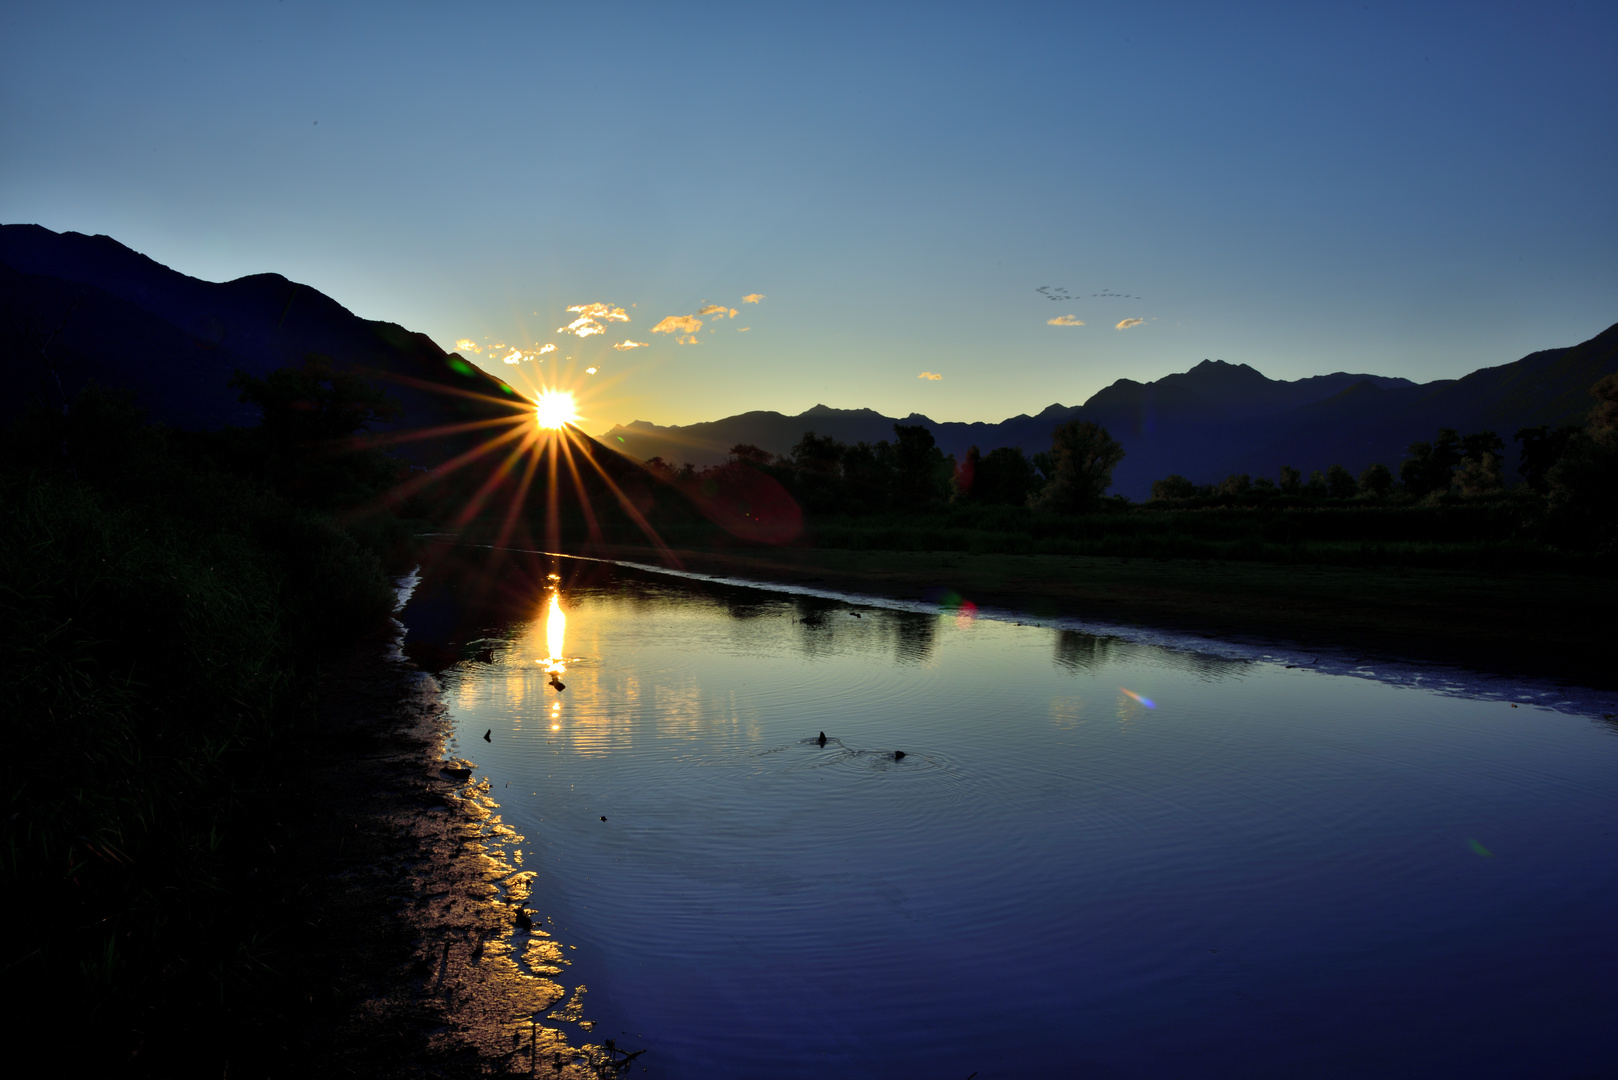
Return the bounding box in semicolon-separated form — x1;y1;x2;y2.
535;390;578;429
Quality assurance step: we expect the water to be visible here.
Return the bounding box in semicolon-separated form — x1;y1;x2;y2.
404;549;1618;1078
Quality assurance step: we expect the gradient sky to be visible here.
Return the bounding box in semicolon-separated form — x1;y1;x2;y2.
4;1;1614;431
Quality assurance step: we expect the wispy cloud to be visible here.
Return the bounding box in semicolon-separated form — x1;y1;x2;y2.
1115;318;1145;330
918;371;943;380
1047;315;1085;326
737;327;750;332
454;339;483;354
652;315;703;335
697;303;739;319
677;334;700;345
611;339;649;351
742;294;765;304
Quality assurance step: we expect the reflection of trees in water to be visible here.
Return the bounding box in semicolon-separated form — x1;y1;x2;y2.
1054;630;1116;672
1053;628;1250;680
888;611;936;665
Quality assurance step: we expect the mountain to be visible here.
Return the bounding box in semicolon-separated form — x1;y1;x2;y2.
602;328;1618;499
0;224;525;465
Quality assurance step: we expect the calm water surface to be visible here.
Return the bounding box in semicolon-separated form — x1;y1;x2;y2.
406;552;1618;1078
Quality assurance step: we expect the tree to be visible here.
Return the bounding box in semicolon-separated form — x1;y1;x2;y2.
1357;462;1393;497
1544;374;1618;547
1325;464;1357;499
972;446;1038;505
1278;465;1302;494
1029;420;1125;513
1514;425;1581;493
229;354;402;509
728;443;774;467
1151;474;1197;500
1400;428;1462;496
1219;473;1251;497
891;424;952;508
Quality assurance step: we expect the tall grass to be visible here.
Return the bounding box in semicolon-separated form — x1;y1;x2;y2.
0;394;399;1065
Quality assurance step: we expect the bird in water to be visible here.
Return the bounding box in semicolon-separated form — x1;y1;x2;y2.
893;750;906;760
483;729;492;742
816;731;827;746
549;675;566;692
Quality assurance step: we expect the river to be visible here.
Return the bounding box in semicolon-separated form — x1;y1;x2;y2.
399;545;1618;1078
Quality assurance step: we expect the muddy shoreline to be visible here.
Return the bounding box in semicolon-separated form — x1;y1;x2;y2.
189;621;626;1079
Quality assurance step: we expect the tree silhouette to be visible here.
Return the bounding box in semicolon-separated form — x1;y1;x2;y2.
1030;420;1124;513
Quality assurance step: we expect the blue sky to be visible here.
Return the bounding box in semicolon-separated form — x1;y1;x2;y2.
3;1;1614;431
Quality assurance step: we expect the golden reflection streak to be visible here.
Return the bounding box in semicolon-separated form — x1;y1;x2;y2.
545;593;566;672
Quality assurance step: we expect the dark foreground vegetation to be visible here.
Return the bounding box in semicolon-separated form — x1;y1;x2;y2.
0;374;417;1071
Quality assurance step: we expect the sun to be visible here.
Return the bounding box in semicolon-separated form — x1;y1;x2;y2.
534;389;578;429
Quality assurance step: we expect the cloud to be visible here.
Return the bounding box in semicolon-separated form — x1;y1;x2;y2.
559;317;604;337
567;302;629;323
697;304;739;319
611;339;649;351
918;371;943;380
1115;318;1145;330
677;334;700;345
1047;315;1085;326
501;349;524;364
586;367;598;374
652;315;703;335
454;339;483;354
558;301;629;338
737;326;750;332
538;343;556;355
742;294;765;304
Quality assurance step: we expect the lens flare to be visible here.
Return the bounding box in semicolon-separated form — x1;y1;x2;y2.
1120;687;1156;709
535;390;578;429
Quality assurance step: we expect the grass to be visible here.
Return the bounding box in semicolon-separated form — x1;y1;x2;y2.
0;396;402;1069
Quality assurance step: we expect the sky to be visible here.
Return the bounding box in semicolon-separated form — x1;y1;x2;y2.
3;1;1615;432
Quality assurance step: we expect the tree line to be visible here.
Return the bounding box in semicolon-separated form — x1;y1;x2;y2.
646;418;1128;517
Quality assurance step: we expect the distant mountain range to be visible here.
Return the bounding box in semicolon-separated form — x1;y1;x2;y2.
0;224;522;467
4;224;1613;501
604;324;1618;499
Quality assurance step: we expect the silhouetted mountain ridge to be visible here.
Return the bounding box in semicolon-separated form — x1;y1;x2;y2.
0;224;524;466
603;324;1618;499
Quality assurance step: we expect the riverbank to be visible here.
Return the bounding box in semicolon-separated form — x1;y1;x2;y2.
109;623;615;1078
590;544;1617;691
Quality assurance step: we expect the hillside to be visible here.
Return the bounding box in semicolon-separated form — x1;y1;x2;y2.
602;327;1618;499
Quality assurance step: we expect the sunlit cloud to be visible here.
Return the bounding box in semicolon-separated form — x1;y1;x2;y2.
586;366;598;374
567;302;629;323
1048;315;1085;326
677;334;700;345
918;371;942;380
455;339;483;354
559;317;605;337
502;349;524;364
652;315;702;335
538;343;556;355
611;339;649;351
742;294;765;304
558;301;629;338
697;304;739;319
1116;318;1145;330
737;327;750;332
